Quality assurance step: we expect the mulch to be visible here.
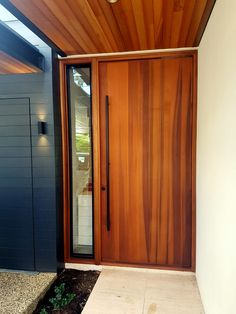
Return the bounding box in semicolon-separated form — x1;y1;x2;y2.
33;269;100;314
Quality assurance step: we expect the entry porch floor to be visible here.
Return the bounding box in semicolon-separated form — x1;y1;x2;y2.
82;267;204;314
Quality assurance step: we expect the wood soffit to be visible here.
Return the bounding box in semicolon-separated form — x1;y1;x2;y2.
1;0;216;56
0;50;38;74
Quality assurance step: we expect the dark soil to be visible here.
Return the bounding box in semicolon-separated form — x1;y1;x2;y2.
33;269;100;314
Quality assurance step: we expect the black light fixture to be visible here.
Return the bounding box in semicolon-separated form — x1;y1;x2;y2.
38;121;47;135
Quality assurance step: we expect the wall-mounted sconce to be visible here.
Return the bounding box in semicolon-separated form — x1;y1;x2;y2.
38;121;47;135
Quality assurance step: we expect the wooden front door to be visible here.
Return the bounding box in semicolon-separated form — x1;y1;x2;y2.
99;56;194;268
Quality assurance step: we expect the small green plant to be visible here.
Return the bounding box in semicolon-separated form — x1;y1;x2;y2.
39;308;48;314
76;133;90;153
49;283;76;310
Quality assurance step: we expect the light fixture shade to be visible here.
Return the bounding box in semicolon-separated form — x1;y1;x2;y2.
38;121;47;135
107;0;119;3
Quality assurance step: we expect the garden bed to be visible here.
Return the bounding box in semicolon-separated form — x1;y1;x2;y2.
33;269;100;314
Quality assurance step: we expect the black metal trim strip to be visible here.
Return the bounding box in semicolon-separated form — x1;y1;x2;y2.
105;95;110;232
0;0;66;57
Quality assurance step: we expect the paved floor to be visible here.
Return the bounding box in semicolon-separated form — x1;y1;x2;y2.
0;271;56;314
82;268;204;314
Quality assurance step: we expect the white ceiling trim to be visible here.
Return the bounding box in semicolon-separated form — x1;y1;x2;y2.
59;47;198;59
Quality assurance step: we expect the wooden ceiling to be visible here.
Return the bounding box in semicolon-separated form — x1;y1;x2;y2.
3;0;216;55
0;51;38;74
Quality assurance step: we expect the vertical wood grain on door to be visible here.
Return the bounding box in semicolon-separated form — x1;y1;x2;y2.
99;57;193;268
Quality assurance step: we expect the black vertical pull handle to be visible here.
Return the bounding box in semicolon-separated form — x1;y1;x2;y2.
105;95;110;231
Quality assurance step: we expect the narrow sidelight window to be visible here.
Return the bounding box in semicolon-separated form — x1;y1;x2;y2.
67;64;94;257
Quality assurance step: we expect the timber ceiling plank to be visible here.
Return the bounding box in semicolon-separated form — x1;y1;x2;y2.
41;0;86;53
109;1;133;51
162;0;174;48
76;0;114;52
186;0;208;46
0;51;38;74
170;0;185;48
178;0;197;47
142;0;155;49
23;0;79;53
67;1;103;53
95;0;126;51
87;0;120;52
118;0;141;51
153;0;163;47
1;0;216;55
131;0;149;50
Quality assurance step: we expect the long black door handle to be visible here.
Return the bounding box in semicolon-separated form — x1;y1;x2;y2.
105;95;110;231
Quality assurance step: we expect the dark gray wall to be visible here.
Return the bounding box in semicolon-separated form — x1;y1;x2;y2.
0;97;35;270
0;44;60;271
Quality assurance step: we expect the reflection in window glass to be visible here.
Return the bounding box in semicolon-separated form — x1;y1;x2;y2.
68;65;93;257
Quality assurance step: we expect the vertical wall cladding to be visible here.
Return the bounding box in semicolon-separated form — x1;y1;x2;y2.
0;39;58;271
0;97;35;271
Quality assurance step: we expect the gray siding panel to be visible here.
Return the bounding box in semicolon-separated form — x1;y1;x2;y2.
0;98;34;271
0;167;31;177
0;125;30;136
0;115;30;126
0;147;31;157
0;158;31;167
0;137;30;146
0;46;58;272
0;105;30;115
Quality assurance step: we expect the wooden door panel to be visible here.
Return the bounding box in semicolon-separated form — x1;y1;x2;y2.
148;60;163;264
158;57;193;267
100;61;147;263
115;61;146;263
99;56;193;267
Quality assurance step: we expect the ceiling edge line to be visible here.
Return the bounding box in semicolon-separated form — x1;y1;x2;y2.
194;0;217;46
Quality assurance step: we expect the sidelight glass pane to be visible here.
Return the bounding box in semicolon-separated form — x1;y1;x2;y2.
68;64;93;257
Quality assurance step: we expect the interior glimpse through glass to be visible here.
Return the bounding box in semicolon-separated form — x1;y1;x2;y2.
68;64;93;257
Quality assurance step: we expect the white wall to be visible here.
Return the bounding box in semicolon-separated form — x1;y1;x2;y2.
197;0;236;313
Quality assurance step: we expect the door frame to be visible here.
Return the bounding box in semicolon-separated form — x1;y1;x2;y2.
59;50;197;271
